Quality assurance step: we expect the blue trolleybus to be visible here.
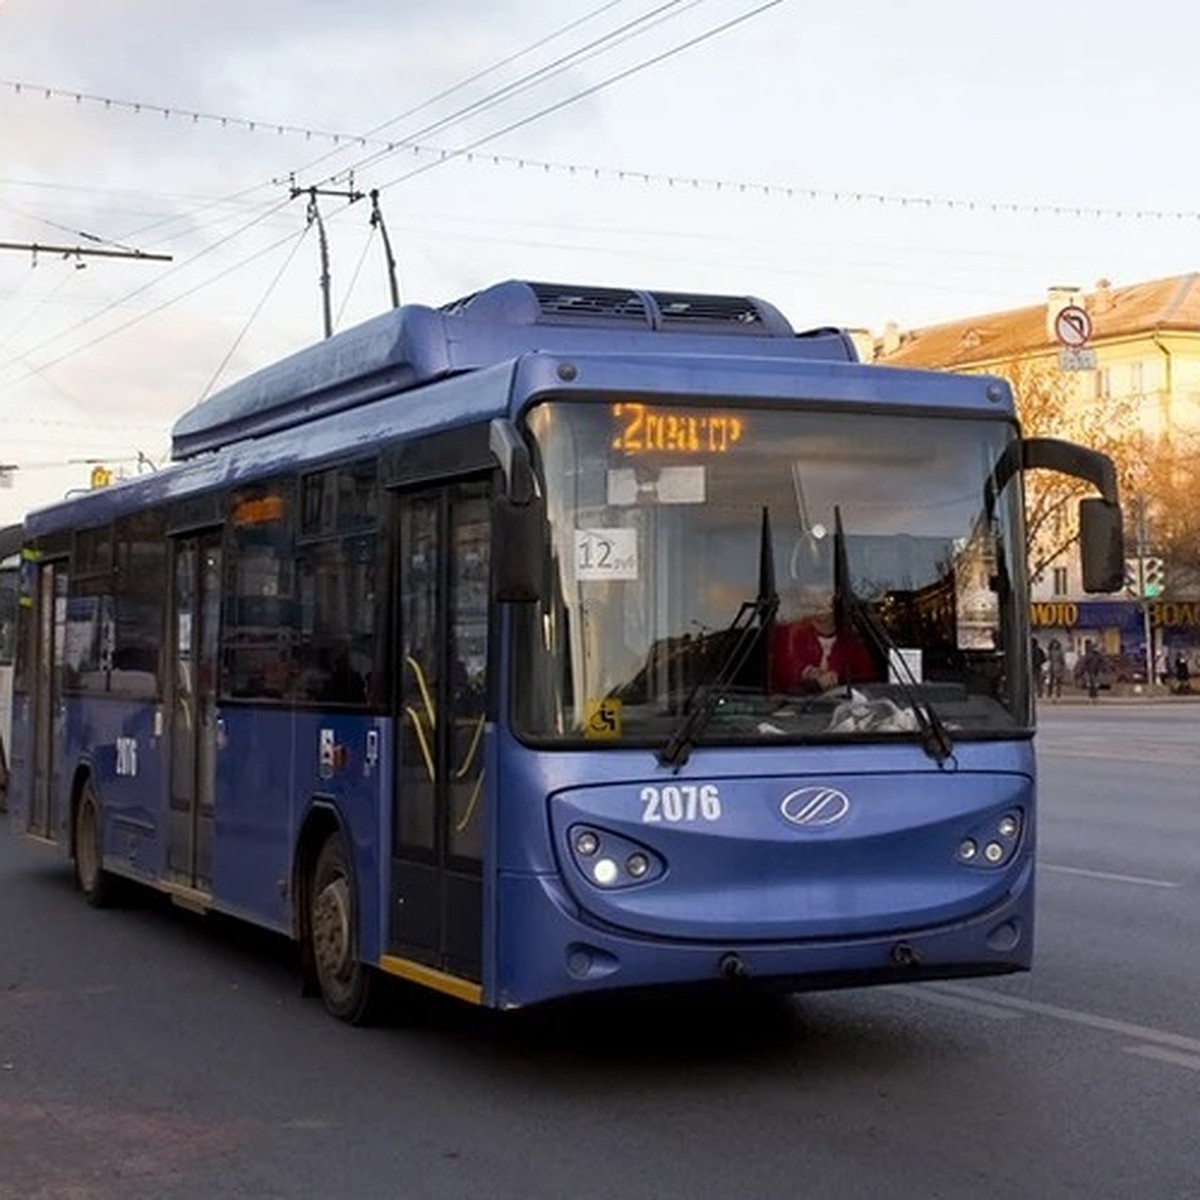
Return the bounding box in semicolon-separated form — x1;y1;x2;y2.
0;524;20;810
7;280;1124;1020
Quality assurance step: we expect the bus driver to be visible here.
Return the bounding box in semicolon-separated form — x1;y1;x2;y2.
770;584;877;695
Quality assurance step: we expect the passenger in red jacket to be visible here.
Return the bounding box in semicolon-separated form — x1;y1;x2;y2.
770;588;877;695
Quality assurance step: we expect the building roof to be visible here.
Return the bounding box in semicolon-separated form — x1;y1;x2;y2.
878;273;1200;369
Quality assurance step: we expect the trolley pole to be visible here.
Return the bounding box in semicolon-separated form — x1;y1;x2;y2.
369;190;401;309
289;182;363;339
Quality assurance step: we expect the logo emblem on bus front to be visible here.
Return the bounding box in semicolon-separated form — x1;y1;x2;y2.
780;786;851;827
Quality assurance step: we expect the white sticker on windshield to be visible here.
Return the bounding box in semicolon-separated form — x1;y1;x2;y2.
656;466;706;504
575;528;638;581
605;466;706;506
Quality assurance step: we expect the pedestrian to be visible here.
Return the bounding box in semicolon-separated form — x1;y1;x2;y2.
1174;652;1191;695
1031;635;1047;698
1155;645;1170;687
1047;637;1065;700
1082;640;1102;700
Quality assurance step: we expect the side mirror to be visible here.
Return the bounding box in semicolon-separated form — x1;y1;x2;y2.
1079;498;1124;593
492;492;546;603
489;418;544;603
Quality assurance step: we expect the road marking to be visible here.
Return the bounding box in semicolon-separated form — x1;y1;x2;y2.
927;982;1200;1057
1041;862;1181;889
1037;745;1200;767
1125;1044;1200;1073
904;988;1022;1021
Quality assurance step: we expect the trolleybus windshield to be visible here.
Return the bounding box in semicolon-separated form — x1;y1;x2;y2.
514;398;1029;747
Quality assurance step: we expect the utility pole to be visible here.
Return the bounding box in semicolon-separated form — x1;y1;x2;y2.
1136;494;1155;688
0;241;172;263
289;181;363;339
369;190;401;309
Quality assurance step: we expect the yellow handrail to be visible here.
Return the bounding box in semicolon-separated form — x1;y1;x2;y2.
406;655;436;729
403;704;436;782
453;714;485;779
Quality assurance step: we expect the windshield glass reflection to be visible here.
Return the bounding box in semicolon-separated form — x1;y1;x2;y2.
513;399;1029;747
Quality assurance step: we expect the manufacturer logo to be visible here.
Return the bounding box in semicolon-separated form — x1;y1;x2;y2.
780;785;851;827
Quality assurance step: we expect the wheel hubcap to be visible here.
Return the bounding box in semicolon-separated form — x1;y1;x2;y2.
312;875;353;989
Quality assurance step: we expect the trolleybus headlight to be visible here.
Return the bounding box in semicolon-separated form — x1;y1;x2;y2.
955;807;1025;869
592;858;620;886
625;853;650;879
567;823;665;887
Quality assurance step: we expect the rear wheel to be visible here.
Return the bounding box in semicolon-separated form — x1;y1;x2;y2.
73;780;112;908
309;832;381;1024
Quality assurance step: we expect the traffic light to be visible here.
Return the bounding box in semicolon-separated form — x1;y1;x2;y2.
90;464;112;489
1142;557;1164;598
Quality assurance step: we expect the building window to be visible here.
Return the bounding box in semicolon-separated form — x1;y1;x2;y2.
1052;566;1068;597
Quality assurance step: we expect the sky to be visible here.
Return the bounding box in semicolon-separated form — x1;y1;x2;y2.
3;0;1200;524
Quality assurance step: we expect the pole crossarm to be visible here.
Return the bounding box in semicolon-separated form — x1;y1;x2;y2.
0;240;172;262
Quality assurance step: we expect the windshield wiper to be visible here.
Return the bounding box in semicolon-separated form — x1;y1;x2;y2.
659;507;779;770
833;507;955;766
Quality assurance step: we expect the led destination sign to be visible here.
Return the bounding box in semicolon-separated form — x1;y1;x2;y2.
611;402;745;454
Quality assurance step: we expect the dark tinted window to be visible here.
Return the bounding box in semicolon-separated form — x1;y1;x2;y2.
295;460;380;708
68;526;114;692
295;534;378;706
112;510;166;697
0;569;18;665
222;483;295;700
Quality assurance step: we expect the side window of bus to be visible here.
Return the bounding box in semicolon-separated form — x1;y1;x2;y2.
223;482;296;701
112;510;167;698
68;525;114;693
294;459;381;708
0;572;17;665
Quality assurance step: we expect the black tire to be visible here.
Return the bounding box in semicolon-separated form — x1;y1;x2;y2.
73;780;112;908
309;832;380;1024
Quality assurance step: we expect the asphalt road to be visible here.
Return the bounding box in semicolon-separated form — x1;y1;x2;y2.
1;705;1198;1200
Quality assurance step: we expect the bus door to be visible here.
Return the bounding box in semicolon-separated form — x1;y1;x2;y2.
166;531;222;893
28;560;66;840
390;482;490;982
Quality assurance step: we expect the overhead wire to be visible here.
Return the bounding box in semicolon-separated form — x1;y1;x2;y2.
199;222;312;400
0;264;78;353
375;0;785;193
9;69;1200;225
13;221;311;382
0;195;295;380
0;196;146;252
311;0;707;188
287;0;628;183
1;4;686;382
334;221;379;330
0;1;785;393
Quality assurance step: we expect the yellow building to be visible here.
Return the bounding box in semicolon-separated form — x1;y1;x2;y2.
876;274;1200;686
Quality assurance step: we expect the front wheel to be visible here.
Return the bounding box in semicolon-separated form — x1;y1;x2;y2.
73;780;112;908
309;832;381;1024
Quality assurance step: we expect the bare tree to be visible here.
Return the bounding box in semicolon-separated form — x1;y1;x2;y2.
1139;431;1200;585
994;360;1142;581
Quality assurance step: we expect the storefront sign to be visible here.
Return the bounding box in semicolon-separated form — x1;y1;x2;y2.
1031;599;1200;631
